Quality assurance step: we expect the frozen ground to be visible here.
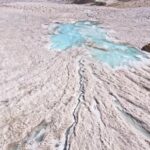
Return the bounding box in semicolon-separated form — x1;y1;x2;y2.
0;1;150;150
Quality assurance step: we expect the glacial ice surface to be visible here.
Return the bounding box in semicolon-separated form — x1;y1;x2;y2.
49;21;145;68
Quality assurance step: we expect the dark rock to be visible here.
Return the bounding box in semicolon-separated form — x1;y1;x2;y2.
47;0;106;5
142;43;150;53
47;0;93;4
92;1;106;6
73;0;93;4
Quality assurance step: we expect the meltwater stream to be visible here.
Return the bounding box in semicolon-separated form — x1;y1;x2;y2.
49;21;146;68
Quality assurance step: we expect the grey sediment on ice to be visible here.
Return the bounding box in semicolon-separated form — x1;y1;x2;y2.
7;120;48;150
109;92;150;139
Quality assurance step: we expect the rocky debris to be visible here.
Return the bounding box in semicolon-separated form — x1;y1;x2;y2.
47;0;116;5
93;0;106;6
142;43;150;53
73;0;93;4
94;0;117;5
47;0;93;4
109;0;150;8
73;0;117;5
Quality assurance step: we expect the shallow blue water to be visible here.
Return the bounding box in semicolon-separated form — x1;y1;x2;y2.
50;23;85;50
49;21;145;68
